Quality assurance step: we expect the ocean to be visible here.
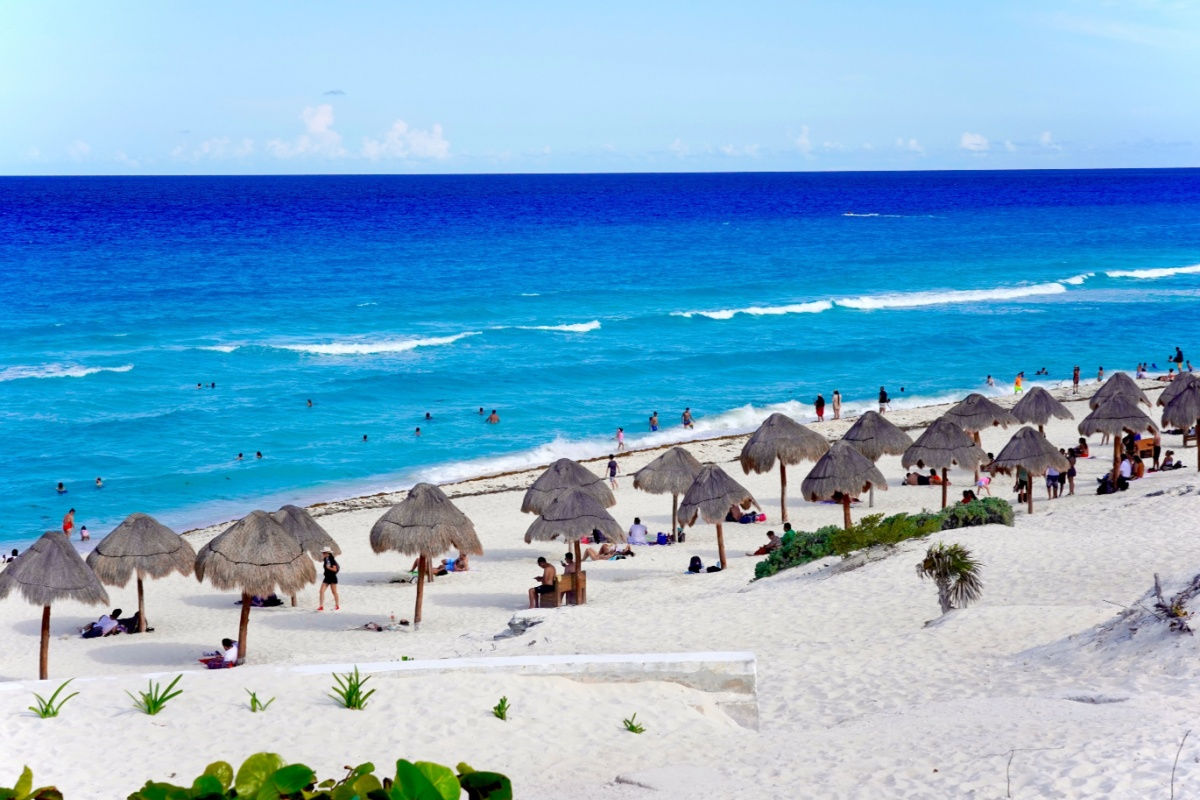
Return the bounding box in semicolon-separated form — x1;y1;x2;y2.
2;169;1199;548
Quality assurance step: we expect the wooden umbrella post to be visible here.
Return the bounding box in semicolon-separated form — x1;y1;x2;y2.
1112;438;1121;487
136;570;146;632
779;463;788;523
941;468;949;509
1195;417;1199;472
414;554;426;625
1027;473;1035;514
671;493;678;539
715;522;728;569
842;494;852;530
973;431;982;483
236;592;251;664
39;605;50;680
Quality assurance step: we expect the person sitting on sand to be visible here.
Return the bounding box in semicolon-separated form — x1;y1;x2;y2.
1161;450;1184;470
928;468;945;485
688;556;705;574
747;531;781;556
561;552;579;574
117;610;152;633
582;542;633;560
528;557;557;608
960;490;978;504
1075;438;1089;458
81;608;123;638
627;517;649;545
199;638;239;668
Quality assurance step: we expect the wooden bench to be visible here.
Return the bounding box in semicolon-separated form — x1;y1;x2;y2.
535;571;587;608
1185;432;1197;448
1135;438;1156;460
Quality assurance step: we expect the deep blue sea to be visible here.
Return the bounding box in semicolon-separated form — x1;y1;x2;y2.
2;170;1199;548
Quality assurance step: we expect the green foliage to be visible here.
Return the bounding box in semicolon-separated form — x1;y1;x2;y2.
329;666;375;710
125;752;512;800
622;713;645;734
917;542;985;614
492;695;509;720
28;679;78;719
754;498;1013;580
126;674;183;716
0;766;62;800
245;689;275;713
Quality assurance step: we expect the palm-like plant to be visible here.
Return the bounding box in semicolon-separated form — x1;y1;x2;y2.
917;542;983;614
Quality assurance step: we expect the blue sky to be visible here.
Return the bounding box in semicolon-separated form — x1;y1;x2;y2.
3;1;1198;174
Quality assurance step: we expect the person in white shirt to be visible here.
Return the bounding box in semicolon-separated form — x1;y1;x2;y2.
81;609;123;638
627;518;649;545
1118;455;1133;480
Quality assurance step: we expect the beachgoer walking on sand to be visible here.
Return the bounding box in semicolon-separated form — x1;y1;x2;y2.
649;411;658;432
486;409;499;424
607;455;619;489
1014;372;1024;394
1072;365;1080;394
831;390;841;420
878;386;890;414
681;408;694;429
1097;366;1104;383
317;546;340;611
63;508;75;538
814;393;825;422
528;557;557;608
616;427;625;451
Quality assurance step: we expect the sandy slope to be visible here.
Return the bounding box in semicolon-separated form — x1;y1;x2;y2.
2;383;1199;798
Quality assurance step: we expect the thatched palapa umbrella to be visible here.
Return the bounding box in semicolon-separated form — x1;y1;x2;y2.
1090;371;1150;409
0;531;108;679
1078;394;1158;485
525;488;624;604
943;394;1017;480
840;410;913;507
902;418;986;509
990;426;1070;514
1012;387;1074;434
633;447;702;536
521;458;615;515
800;441;887;530
194;511;316;664
1158;372;1199;410
1161;382;1200;472
370;483;482;624
272;505;340;607
739;413;829;523
677;464;757;569
86;513;195;632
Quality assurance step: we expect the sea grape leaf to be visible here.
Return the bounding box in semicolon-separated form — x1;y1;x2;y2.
235;753;285;798
413;762;458;800
459;771;513;800
14;768;32;799
190;774;224;797
203;761;234;791
270;764;315;793
389;760;442;800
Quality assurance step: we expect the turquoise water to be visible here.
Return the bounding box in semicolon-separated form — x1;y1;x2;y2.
2;170;1199;546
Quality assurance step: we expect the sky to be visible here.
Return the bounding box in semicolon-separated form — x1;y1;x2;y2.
3;1;1199;175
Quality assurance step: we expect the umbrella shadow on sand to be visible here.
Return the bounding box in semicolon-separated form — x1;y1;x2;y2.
426;591;527;609
86;640;213;667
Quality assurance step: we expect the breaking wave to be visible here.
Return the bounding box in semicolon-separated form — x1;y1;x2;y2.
514;320;601;333
0;363;134;382
835;282;1067;310
276;332;480;356
1105;264;1200;280
671;301;834;320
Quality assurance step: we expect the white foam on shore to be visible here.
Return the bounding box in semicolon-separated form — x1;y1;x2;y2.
0;363;134;382
836;281;1067;310
514;320;601;333
276;332;480;355
1105;263;1200;280
1062;273;1094;285
671;301;833;320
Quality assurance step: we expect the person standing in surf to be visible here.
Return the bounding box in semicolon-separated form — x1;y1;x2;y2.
831;391;842;420
681;408;694;429
616;427;625;451
1072;365;1080;395
649;411;658;431
878;387;890;414
814;393;825;422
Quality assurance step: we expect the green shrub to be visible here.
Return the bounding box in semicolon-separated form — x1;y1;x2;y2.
492;696;510;720
28;679;78;719
754;498;1012;580
329;666;375;710
127;675;183;716
622;713;646;734
0;766;61;799
124;752;512;799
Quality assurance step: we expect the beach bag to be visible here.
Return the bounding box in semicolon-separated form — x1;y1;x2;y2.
656;532;669;545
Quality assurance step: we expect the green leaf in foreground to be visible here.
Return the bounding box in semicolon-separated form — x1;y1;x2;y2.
202;761;234;791
270;763;315;793
234;752;285;798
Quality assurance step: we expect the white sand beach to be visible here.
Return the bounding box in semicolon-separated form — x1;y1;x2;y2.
3;382;1199;798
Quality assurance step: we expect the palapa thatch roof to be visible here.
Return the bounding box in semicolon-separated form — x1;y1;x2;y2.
370;483;483;557
0;531;109;607
1011;387;1074;427
521;458;615;515
1078;394;1158;437
989;426;1070;475
1158;373;1200;407
800;441;887;501
1161;382;1200;429
840;410;913;461
524;487;625;544
677;464;757;526
1090;371;1150;409
943;393;1018;432
633;446;703;495
194;510;316;597
738;413;829;474
272;504;341;559
901;418;987;470
85;513;195;587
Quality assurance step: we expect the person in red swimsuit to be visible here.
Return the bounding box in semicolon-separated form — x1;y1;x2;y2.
62;508;75;538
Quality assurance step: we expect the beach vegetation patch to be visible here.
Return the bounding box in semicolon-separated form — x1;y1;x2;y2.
917;542;984;614
27;679;78;719
126;674;183;716
245;689;275;713
329;665;375;710
492;695;510;720
0;766;62;799
754;498;1012;580
622;712;646;734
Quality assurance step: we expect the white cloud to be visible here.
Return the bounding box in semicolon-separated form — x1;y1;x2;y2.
895;137;924;154
67;140;91;160
361;120;450;160
719;143;761;157
1005;140;1017;152
960;132;989;152
795;125;813;156
267;104;345;159
174;137;255;161
1039;131;1062;151
668;138;689;158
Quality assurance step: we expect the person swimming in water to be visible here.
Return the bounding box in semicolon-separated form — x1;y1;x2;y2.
486;409;500;424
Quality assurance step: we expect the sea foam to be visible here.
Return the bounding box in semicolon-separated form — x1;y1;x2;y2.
0;363;134;382
671;301;833;320
277;331;480;355
514;320;601;333
1105;264;1200;280
835;281;1067;310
